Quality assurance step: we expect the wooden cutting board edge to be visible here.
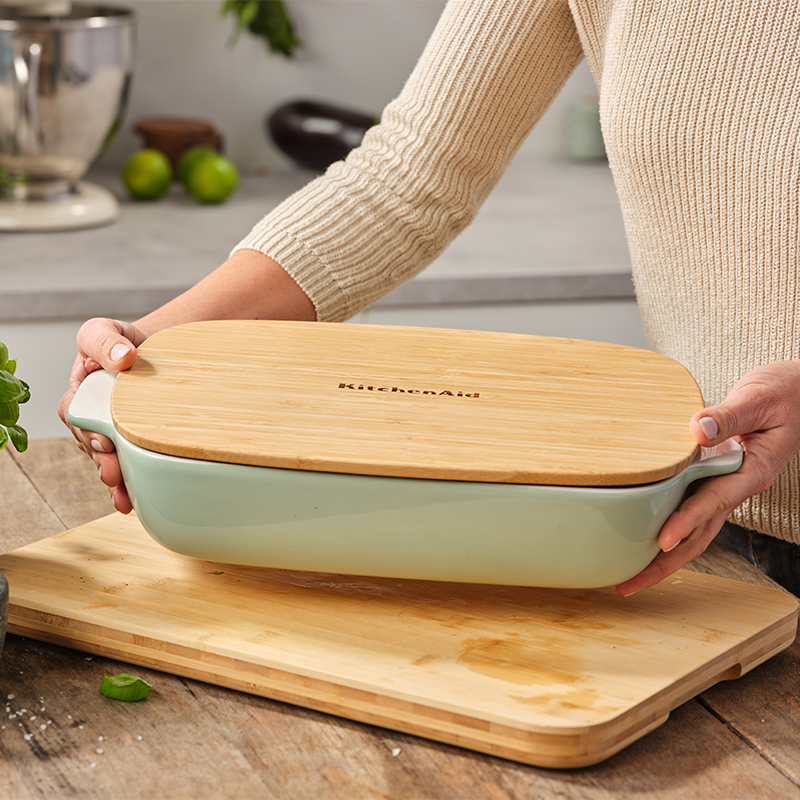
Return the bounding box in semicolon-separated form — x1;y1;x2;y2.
7;605;796;768
6;559;797;770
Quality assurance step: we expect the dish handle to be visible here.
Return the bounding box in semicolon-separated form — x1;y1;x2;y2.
67;369;118;442
678;439;743;486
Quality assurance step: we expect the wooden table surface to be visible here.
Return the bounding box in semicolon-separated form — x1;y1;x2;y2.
1;440;799;800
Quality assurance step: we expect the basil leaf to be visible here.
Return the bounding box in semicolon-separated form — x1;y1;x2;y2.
238;0;259;28
221;0;300;58
99;673;152;702
8;425;27;453
17;379;30;405
0;344;29;447
0;401;19;427
0;370;27;403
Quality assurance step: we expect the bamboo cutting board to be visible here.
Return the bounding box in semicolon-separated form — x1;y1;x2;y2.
2;513;796;768
110;321;704;486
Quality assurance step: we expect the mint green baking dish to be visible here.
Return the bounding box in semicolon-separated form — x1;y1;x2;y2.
69;370;743;588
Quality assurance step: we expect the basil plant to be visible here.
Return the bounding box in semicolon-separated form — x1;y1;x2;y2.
0;341;30;453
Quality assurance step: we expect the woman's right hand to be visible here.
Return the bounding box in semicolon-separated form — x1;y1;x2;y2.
57;317;150;514
56;250;317;513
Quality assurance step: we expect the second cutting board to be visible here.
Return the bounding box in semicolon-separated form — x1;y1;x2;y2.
2;512;796;768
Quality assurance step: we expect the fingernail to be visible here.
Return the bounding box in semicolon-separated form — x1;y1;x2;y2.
90;438;106;453
97;463;104;481
110;343;131;362
699;416;718;440
663;540;680;552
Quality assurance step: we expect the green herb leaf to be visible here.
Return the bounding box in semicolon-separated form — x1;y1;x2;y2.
99;673;153;702
220;0;301;58
238;0;259;28
7;425;28;453
0;370;27;403
17;379;30;405
0;401;19;427
0;343;29;452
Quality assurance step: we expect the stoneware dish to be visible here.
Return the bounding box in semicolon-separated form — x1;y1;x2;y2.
69;368;743;588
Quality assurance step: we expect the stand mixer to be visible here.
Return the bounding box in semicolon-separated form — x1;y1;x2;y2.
0;1;134;231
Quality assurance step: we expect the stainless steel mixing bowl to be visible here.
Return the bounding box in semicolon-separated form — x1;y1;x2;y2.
0;3;134;200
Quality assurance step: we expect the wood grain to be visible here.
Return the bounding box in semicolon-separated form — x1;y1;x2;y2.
2;511;796;769
110;321;705;486
4;635;800;800
3;440;800;799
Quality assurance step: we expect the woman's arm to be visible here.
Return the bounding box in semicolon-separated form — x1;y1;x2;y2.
57;250;314;512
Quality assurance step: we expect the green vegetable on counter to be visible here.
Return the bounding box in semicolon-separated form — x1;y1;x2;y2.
0;341;30;453
99;673;153;702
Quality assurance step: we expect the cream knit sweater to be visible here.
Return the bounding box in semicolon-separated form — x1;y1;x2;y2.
235;0;800;544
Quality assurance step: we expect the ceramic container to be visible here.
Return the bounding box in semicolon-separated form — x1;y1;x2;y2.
69;370;743;588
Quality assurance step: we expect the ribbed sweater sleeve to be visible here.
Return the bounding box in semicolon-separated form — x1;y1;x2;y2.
233;0;583;322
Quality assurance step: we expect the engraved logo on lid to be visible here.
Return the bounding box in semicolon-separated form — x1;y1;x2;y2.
338;382;480;398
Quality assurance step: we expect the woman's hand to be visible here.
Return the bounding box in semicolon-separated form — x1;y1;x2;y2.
56;251;317;515
57;318;150;514
616;359;800;596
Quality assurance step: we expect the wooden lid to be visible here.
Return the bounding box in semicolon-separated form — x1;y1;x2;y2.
110;320;704;486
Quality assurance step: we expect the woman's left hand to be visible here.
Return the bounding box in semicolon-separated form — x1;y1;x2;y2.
616;359;800;596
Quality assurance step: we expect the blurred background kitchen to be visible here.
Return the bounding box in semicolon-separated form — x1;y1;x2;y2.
1;0;642;439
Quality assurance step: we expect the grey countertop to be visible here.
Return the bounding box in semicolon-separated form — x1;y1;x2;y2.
1;154;632;322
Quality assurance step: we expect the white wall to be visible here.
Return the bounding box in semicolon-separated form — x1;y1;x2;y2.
98;0;599;171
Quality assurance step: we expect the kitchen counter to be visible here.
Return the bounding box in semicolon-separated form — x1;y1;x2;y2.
1;154;633;321
2;439;800;800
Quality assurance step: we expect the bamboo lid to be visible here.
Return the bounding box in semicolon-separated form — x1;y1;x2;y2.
110;320;704;486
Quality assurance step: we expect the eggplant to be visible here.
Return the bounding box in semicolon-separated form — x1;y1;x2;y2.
267;100;377;171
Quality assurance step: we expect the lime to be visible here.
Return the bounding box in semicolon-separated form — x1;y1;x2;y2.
177;145;220;187
185;155;239;204
121;149;172;200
